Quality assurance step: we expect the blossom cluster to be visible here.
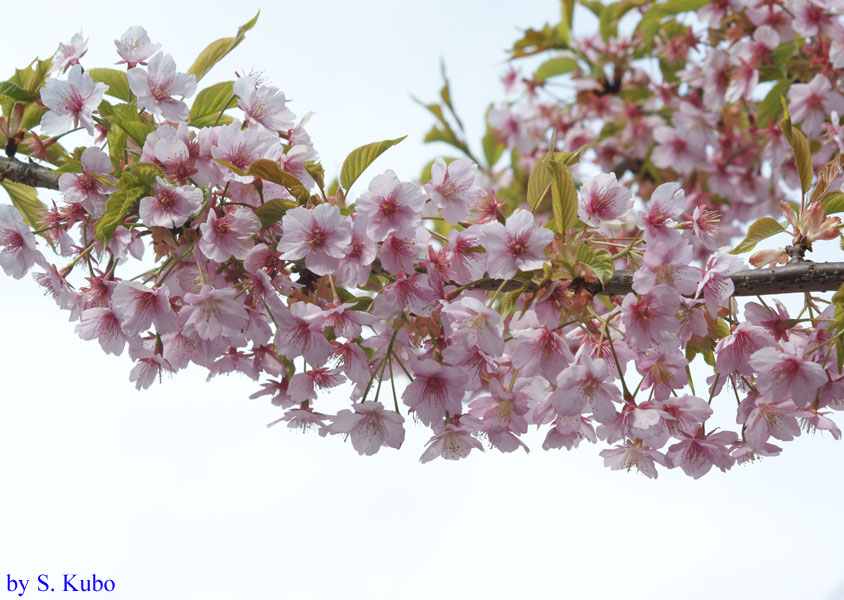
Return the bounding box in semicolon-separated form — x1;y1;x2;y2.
2;4;844;478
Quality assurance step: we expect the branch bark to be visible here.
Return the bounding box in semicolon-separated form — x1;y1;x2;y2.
488;262;844;297
0;156;61;190
1;155;843;298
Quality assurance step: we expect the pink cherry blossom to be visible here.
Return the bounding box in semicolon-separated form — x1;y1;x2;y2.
447;226;487;285
542;415;597;450
509;319;573;380
114;26;160;68
75;307;127;356
111;281;178;336
550;354;620;424
233;75;296;132
419;417;484;463
482;209;554;279
334;217;377;287
325;402;405;455
638;182;686;244
441;296;503;356
180;285;249;341
787;74;844;138
424;158;480;224
0;205;42;279
127;53;196;121
632;240;701;296
651;126;705;175
40;65;107;135
378;227;430;275
600;443;666;478
51;32;88;74
372;272;439;319
58;147;114;218
402;359;468;426
696;249;744;316
278;204;351;276
577;172;633;226
139;177;203;228
198;207;261;262
636;349;688;400
355;170;426;241
273;301;332;366
749;338;828;408
621;285;681;350
666;428;738;479
288;367;345;403
738;395;802;451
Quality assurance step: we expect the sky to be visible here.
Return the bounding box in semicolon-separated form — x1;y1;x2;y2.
2;1;844;599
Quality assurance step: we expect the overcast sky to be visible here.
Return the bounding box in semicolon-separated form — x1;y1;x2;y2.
2;2;844;599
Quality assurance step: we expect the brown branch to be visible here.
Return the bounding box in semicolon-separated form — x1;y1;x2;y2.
3;154;844;298
477;262;844;297
0;156;61;190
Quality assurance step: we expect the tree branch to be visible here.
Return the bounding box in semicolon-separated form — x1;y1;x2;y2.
2;154;844;298
0;156;61;190
479;262;844;297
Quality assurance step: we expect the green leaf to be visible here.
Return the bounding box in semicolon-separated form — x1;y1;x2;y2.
527;156;553;210
107;124;127;169
88;69;131;102
102;102;154;147
482;126;505;168
534;56;578;81
823;191;844;214
0;180;45;228
779;97;813;194
547;159;577;234
187;12;259;83
557;0;576;46
189;81;236;127
19;104;47;132
95;185;146;242
305;161;325;192
253;198;297;228
0;81;39;103
247;158;302;187
247;158;310;202
339;135;407;192
575;244;614;285
8;58;52;94
756;79;791;126
729;217;786;254
811;155;844;204
636;0;708;49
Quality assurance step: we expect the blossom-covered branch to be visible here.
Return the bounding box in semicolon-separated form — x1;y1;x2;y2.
4;3;844;478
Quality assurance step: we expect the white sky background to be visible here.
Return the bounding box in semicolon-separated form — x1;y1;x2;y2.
2;1;844;598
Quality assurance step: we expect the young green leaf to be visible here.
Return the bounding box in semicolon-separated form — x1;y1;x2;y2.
0;180;45;229
187;13;259;83
88;69;131;102
729;217;786;254
535;56;578;81
779;97;813;194
547;158;577;234
254;198;297;228
339;136;407;193
189;81;236;127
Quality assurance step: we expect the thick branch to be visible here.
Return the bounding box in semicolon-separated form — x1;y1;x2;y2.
3;154;844;298
488;262;844;297
0;156;61;190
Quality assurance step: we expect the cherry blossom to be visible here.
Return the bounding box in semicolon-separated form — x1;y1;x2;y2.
40;65;107;135
128;53;196;121
325;402;405;455
482;209;554;279
114;26;160;68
